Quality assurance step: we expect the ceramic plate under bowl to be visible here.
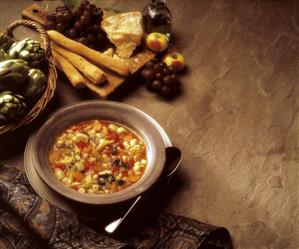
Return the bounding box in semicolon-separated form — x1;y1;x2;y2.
31;100;166;205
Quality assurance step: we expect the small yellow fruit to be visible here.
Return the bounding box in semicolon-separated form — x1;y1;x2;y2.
162;52;185;72
146;32;169;53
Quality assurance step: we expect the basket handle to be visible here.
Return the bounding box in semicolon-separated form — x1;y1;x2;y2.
5;19;51;59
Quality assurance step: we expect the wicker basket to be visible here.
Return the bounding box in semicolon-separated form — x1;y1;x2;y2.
0;20;57;135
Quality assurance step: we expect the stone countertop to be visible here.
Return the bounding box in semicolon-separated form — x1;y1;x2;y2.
0;1;298;248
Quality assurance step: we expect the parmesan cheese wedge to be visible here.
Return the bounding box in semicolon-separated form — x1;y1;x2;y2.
101;11;143;59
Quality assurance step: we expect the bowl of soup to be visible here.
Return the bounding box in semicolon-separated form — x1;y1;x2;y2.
32;100;166;205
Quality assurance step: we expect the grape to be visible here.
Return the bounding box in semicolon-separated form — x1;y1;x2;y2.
81;0;90;7
170;74;179;85
87;34;96;43
56;23;67;33
155;72;163;80
145;61;156;70
141;69;156;80
97;33;106;44
44;20;56;30
83;10;92;18
162;75;171;86
90;4;96;10
68;29;77;38
152;80;162;91
85;4;95;11
78;37;88;45
162;68;170;75
74;21;83;31
56;6;68;12
80;15;91;26
64;29;69;37
93;24;101;32
49;1;107;51
163;74;179;87
62;11;73;22
94;11;103;21
161;62;168;69
86;25;97;34
161;86;171;96
153;63;162;73
168;65;177;73
56;12;64;23
141;60;181;98
47;12;56;21
74;8;83;17
79;31;86;37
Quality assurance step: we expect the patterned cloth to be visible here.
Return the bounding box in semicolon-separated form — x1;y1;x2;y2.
0;163;233;249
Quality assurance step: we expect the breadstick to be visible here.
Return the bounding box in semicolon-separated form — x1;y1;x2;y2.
47;30;130;77
52;42;106;85
83;78;107;97
53;50;106;97
52;50;86;89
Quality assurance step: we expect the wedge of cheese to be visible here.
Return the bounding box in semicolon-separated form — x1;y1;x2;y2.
101;11;143;59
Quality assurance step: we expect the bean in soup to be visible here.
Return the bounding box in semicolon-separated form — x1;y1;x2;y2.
48;120;147;194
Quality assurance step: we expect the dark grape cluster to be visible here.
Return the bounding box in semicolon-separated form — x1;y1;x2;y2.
44;0;107;49
141;60;180;98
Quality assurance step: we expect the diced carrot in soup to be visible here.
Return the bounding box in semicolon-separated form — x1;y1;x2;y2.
124;135;133;141
127;174;140;183
49;150;63;163
73;171;85;181
82;144;93;153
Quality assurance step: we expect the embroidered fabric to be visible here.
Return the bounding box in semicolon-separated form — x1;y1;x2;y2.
0;163;232;249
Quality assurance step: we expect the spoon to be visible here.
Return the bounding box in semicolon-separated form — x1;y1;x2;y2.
105;146;182;234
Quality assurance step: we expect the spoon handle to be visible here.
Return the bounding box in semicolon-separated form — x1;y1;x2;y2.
105;196;142;233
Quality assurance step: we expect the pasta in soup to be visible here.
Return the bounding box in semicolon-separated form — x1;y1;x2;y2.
48;120;147;194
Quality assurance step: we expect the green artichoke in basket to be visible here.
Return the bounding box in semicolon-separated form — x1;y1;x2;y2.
0;59;30;92
8;38;45;68
23;68;46;99
0;49;11;62
0;90;27;125
0;31;14;52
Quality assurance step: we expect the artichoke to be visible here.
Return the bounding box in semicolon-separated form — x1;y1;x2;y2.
0;59;30;92
0;31;14;52
8;38;45;68
23;68;46;100
0;49;10;62
0;90;27;125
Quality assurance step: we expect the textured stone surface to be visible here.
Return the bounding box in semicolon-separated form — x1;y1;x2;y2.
0;1;298;248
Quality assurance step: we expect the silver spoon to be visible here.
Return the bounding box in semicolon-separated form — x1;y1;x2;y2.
105;146;182;234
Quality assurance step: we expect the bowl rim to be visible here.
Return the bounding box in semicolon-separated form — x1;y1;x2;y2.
32;100;166;204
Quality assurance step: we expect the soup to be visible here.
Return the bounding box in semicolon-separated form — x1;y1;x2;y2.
48;120;147;194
